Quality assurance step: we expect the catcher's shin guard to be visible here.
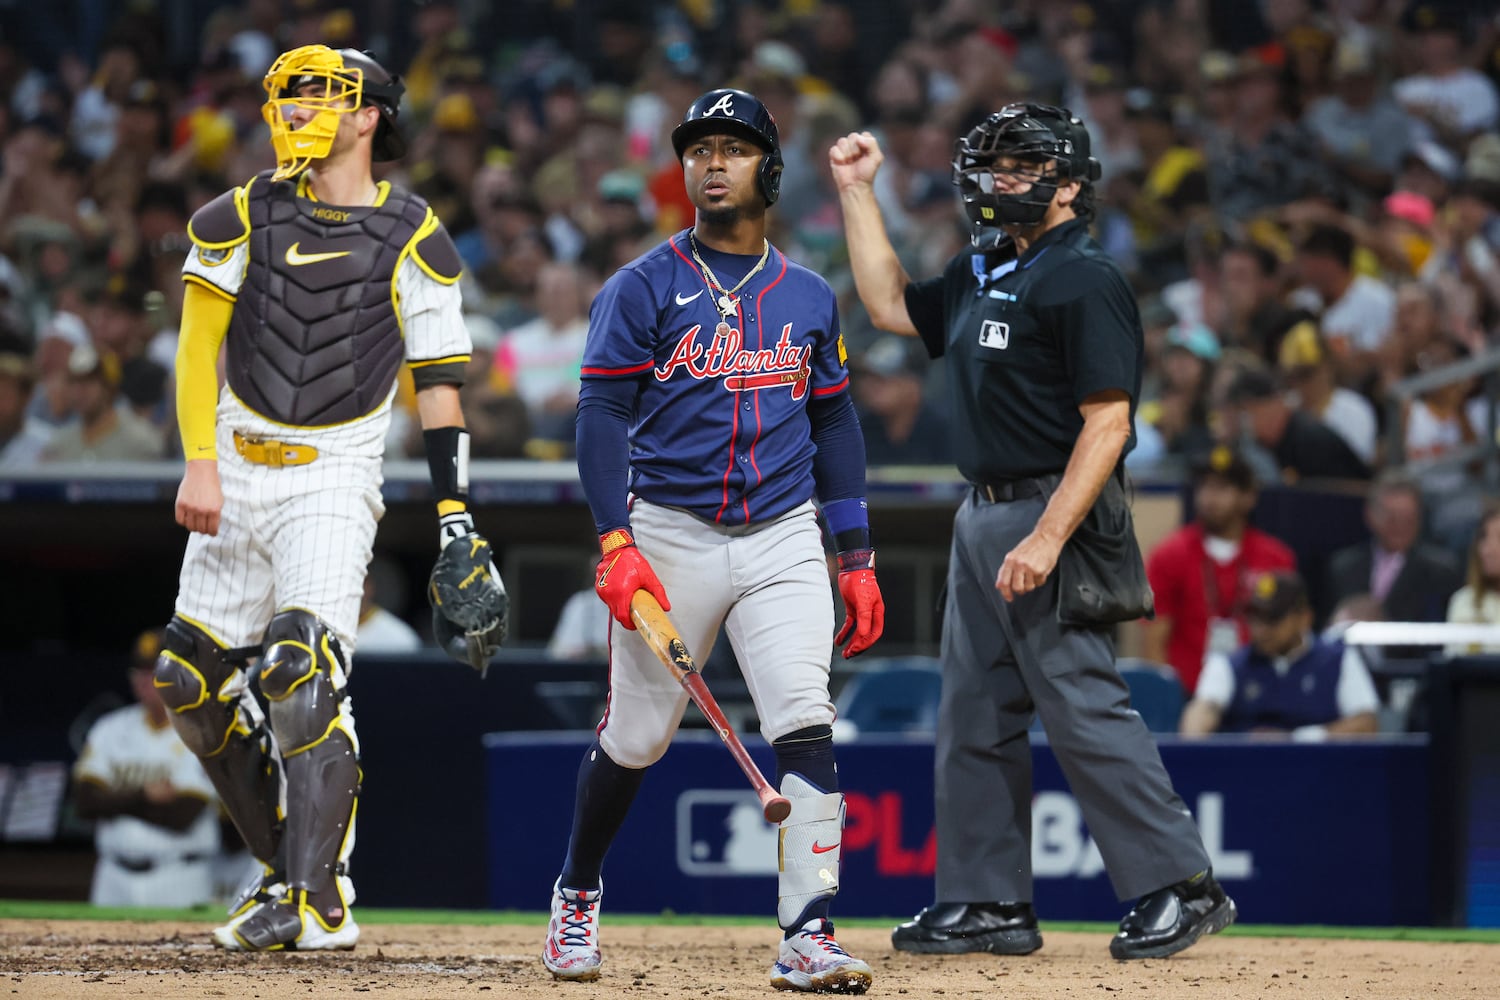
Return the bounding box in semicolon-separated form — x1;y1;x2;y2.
154;616;284;862
776;773;845;930
258;609;360;898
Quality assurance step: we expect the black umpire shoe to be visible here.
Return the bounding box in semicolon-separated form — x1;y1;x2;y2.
891;901;1043;955
1109;870;1237;960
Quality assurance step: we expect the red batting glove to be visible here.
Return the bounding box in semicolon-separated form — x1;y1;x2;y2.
834;549;885;658
595;528;670;630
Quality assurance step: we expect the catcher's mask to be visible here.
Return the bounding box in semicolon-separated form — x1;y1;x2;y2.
671;88;784;206
951;103;1100;239
261;44;407;180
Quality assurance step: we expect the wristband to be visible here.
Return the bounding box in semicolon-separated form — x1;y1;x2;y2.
837;547;875;572
423;426;470;504
600;528;634;555
823;497;871;555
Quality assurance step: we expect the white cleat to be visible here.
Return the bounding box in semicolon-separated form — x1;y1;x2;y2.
771;919;873;994
216;878;359;952
542;878;603;981
212;873;287;949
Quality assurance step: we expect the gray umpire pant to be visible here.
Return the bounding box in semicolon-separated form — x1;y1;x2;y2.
934;489;1209;904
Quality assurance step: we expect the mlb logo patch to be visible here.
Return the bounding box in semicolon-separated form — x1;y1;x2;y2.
675;789;778;876
979;319;1010;350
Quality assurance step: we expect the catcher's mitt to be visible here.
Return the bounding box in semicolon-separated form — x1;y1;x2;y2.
428;533;508;674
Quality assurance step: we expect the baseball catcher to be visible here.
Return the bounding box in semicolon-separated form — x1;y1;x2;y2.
153;42;507;953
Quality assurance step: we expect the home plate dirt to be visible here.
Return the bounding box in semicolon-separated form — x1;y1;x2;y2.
2;919;1495;998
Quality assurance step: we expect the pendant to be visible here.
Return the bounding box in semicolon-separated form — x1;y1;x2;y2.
717;293;738;316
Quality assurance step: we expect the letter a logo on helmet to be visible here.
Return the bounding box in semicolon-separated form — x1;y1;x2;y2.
672;88;784;206
703;93;736;118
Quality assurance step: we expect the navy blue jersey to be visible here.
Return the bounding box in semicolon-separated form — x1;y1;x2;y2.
580;230;849;525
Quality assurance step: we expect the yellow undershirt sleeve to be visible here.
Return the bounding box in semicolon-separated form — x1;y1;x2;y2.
176;281;234;459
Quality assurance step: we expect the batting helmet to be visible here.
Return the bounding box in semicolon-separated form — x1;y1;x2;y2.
671;88;783;206
951;103;1100;236
262;44;408;180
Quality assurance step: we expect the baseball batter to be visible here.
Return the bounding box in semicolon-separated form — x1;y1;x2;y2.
540;88;884;993
153;44;505;952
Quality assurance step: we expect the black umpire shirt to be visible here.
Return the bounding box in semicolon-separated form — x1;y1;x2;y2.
904;218;1142;483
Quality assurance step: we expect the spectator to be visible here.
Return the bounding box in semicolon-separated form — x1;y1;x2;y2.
1276;319;1378;467
849;334;951;466
1326;470;1463;623
26;311;90;430
1291;223;1395;389
1382;278;1446;393
1224;366;1371;482
1444;178;1500;325
1146;321;1218;459
1144;446;1297;693
1302;34;1416;202
548;559;613;662
1212;240;1308;361
455;314;531;460
1400;333;1487;549
1120;90;1209;285
1180;570;1381;738
1445;503;1500;655
1204;47;1330;221
40;343;163;462
356;562;422;655
0;351;51;467
72;628;222;907
1394;139;1461;206
492;260;591;451
1393;3;1499;142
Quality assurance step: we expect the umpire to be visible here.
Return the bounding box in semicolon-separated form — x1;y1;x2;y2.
830;105;1235;960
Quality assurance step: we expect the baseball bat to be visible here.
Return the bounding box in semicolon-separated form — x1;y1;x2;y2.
629;590;792;823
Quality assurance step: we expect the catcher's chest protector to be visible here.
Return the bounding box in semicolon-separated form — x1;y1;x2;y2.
226;172;426;427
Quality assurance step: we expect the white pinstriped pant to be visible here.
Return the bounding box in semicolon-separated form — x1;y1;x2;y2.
597;499;836;768
173;439;384;654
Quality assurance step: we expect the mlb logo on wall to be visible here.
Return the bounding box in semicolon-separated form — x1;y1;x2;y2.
676;789;778;876
979;319;1010;350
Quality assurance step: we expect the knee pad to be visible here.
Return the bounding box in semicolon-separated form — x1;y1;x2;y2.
154;616;284;862
776;772;845;930
155;616;252;757
259;609;349;756
260;609;360;896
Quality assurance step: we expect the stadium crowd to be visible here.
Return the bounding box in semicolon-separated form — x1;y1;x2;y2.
1;0;1499;670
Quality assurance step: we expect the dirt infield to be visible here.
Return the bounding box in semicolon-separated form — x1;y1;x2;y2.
2;918;1496;998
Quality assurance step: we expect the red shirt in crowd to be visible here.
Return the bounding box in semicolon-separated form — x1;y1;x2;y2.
1145;523;1297;693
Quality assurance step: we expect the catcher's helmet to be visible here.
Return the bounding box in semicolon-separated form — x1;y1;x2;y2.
951;103;1101;237
671;88;783;205
261;44;407;180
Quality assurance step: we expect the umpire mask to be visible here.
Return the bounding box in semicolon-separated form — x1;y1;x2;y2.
951;104;1100;239
261;44;407;180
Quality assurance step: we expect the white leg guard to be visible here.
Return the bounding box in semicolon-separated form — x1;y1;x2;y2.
776;773;844;930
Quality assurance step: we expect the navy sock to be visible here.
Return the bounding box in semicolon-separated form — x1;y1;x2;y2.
773;725;837;933
773;724;838;791
558;740;646;890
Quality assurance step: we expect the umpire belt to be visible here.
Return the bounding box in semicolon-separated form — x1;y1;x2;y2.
972;477;1052;503
234;431;319;468
107;852;210;873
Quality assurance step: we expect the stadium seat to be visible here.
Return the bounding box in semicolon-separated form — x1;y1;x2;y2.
833;657;944;736
1116;658;1186;733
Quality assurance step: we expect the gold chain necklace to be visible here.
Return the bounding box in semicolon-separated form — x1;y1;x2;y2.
688;231;770;317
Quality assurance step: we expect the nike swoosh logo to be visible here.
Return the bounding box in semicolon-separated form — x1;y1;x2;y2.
285;242;351;266
675;290;704;305
811;841;840;854
596;552;620;589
